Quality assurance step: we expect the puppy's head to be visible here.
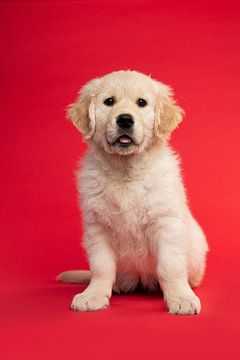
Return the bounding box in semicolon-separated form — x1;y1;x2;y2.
67;71;184;156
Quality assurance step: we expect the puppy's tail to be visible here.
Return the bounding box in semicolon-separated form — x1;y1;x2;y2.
56;270;91;284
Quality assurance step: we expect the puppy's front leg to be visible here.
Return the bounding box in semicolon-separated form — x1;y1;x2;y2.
155;217;201;315
71;224;116;312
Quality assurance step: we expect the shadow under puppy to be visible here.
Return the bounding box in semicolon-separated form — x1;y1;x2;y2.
57;70;208;315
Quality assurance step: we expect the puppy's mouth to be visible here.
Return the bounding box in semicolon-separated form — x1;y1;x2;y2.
111;134;134;148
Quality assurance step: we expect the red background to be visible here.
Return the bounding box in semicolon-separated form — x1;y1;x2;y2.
1;1;240;359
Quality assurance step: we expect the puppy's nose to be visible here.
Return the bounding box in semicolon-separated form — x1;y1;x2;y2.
116;114;134;129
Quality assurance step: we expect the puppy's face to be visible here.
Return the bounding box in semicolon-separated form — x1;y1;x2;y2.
68;71;184;156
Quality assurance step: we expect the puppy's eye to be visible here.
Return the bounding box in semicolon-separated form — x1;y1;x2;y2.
136;98;147;107
104;97;115;106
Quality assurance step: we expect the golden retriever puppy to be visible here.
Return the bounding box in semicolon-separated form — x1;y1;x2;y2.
57;70;208;315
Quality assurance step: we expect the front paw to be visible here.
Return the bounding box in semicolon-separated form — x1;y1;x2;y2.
71;290;110;312
166;293;201;315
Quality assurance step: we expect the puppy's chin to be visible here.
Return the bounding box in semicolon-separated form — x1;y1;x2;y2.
109;143;138;156
90;137;135;156
101;141;138;156
92;132;153;156
98;137;152;156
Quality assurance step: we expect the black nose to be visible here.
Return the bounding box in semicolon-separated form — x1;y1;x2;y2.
116;114;134;128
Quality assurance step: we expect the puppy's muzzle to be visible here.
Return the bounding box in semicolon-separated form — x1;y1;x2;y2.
116;114;134;129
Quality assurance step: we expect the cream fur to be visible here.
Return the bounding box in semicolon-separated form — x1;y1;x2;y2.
57;70;208;315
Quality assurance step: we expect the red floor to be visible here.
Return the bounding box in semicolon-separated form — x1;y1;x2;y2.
1;1;240;359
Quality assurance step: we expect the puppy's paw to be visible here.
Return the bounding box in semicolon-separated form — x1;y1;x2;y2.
71;290;110;312
166;293;201;315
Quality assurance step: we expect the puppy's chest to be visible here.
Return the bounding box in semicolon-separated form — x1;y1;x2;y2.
90;175;153;237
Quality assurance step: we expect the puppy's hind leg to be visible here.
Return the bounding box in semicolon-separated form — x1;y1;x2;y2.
188;245;208;288
187;217;209;288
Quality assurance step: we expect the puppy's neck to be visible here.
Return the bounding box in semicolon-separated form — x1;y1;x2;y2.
88;142;168;178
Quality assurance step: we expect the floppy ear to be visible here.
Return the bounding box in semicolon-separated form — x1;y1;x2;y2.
67;78;100;139
154;83;184;141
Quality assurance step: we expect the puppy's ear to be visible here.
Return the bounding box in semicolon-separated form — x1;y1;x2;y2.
67;78;100;139
154;82;184;141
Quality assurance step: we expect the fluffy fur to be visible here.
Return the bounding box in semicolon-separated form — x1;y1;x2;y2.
57;70;208;315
